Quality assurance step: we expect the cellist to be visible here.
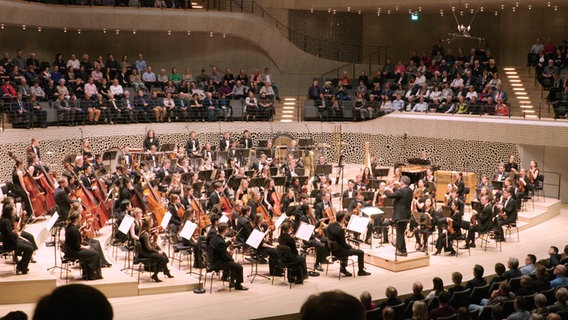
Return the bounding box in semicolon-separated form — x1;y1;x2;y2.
251;212;281;277
54;176;76;222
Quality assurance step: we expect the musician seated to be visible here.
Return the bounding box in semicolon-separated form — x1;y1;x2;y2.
64;210;103;280
138;216;173;282
493;187;517;242
463;195;493;249
3;196;38;256
342;180;356;200
250;213;281;276
434;199;462;256
278;220;310;283
167;194;183;234
413;196;435;252
235;204;252;248
54;176;78;223
0;204;36;275
347;191;372;244
178;209;205;269
294;193;326;271
209;222;248;290
327;211;371;277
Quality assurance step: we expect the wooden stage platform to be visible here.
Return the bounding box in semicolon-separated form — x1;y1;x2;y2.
0;191;563;319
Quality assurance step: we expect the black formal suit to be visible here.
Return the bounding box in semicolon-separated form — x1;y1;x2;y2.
209;233;243;284
314;201;332;221
239;137;253;149
327;221;365;271
0;217;34;272
465;277;487;291
118;153;133;166
467;202;493;245
29;145;40;159
235;216;253;246
495;196;517;240
64;223;101;279
54;186;74;221
143;137;159;152
208;190;221;210
342;188;355;201
185;139;200;157
435;210;462;253
219;139;232;152
385;186;413;254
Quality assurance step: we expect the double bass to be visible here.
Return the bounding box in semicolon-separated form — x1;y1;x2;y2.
8;151;48;217
64;163;105;230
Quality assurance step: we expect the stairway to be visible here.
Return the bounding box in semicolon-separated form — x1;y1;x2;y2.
274;96;300;122
501;66;554;119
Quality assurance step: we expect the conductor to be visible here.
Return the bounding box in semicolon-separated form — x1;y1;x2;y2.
384;175;412;256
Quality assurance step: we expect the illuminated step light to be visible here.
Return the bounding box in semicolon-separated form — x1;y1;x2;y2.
282;106;295;110
525;115;538;118
509;80;521;83
280;120;293;122
512;87;526;91
505;72;518;75
523;110;535;113
520;105;534;108
515;92;528;96
511;84;523;87
282;115;294;118
503;67;516;71
283;102;296;106
282;110;294;114
284;98;297;101
507;75;520;79
517;96;530;100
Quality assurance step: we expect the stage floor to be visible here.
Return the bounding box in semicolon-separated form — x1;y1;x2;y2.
0;163;564;319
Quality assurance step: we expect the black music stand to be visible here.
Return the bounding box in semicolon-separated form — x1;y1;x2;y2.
362;191;374;202
314;164;332;176
244;170;255;178
160;144;175;152
269;167;278;176
181;173;192;185
374;168;390;178
367;179;383;191
491;180;504;190
228;176;243;191
292;150;303;160
224;168;234;178
255;148;269;159
257;140;268;148
375;207;393;248
198;170;213;181
273;176;287;188
192;181;204;194
298;138;313;148
249;177;266;189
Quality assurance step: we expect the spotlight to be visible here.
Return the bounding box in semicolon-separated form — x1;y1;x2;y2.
64;28;67;33
22;25;26;30
103;28;106;33
187;31;191;36
133;30;136;35
37;27;42;32
115;29;119;34
167;30;171;36
77;29;81;34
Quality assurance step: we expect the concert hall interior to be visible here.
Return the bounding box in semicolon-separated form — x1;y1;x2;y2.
0;1;568;320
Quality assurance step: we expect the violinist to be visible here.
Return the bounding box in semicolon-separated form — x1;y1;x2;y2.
294;193;326;271
283;158;302;187
504;154;519;173
263;178;278;216
64;210;103;280
463;194;493;249
92;154;107;177
516;168;530;199
0;204;36;274
143;129;160;152
493;187;517;242
314;192;333;220
208;181;224;210
155;159;172;191
251;213;281;276
290;177;303;198
176;159;192;174
209;222;248;290
235;202;252;246
167;194;183;234
327;211;371;276
372;181;390;244
529;160;540;188
235;179;249;203
312;155;331;189
11;158;33;217
166;172;183;198
413;196;435;252
354;174;366;191
4;196;38;255
199;157;215;171
138;216;174;282
73;156;87;176
281;188;297;214
424;167;436;183
278;220;310;283
114;199;132;242
246;190;261;219
54;176;76;222
434;199;462;256
205;214;221;248
476;175;493;191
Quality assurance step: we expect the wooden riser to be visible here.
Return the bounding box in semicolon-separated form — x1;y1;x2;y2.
363;247;430;272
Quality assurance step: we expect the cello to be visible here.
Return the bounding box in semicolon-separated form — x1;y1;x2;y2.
36;161;57;211
136;164;168;226
270;191;283;217
64;163;105;230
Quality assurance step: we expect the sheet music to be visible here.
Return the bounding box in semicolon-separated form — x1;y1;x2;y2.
118;215;135;235
45;212;59;231
360;206;384;218
180;221;198;241
295;222;316;241
245;229;265;249
219;214;229;224
347;215;370;234
275;214;287;229
161;212;172;230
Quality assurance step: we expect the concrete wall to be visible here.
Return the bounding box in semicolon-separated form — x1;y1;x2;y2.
519;145;567;203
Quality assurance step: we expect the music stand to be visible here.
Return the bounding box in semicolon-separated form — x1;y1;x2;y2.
269;167;278;177
491;180;504;190
46;213;65;274
471;200;482;213
374;168;390;178
244;170;255;178
192;181;204;194
314;164;332;176
224;168;234;178
228;176;243;191
292;150;303;160
298;138;313;148
367;179;382;191
249;177;266;189
255;148;269;159
362;191;374;202
257;140;268;148
181;173;192;185
162;175;172;185
159;144;175;152
198;170;213;181
273;176;287;188
213;151;228;163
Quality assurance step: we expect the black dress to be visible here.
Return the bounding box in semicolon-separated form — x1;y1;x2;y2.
12;170;33;218
64;223;101;279
138;231;169;273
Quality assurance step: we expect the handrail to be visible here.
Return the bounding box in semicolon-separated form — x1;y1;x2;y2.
541;170;562;201
319;47;389;81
